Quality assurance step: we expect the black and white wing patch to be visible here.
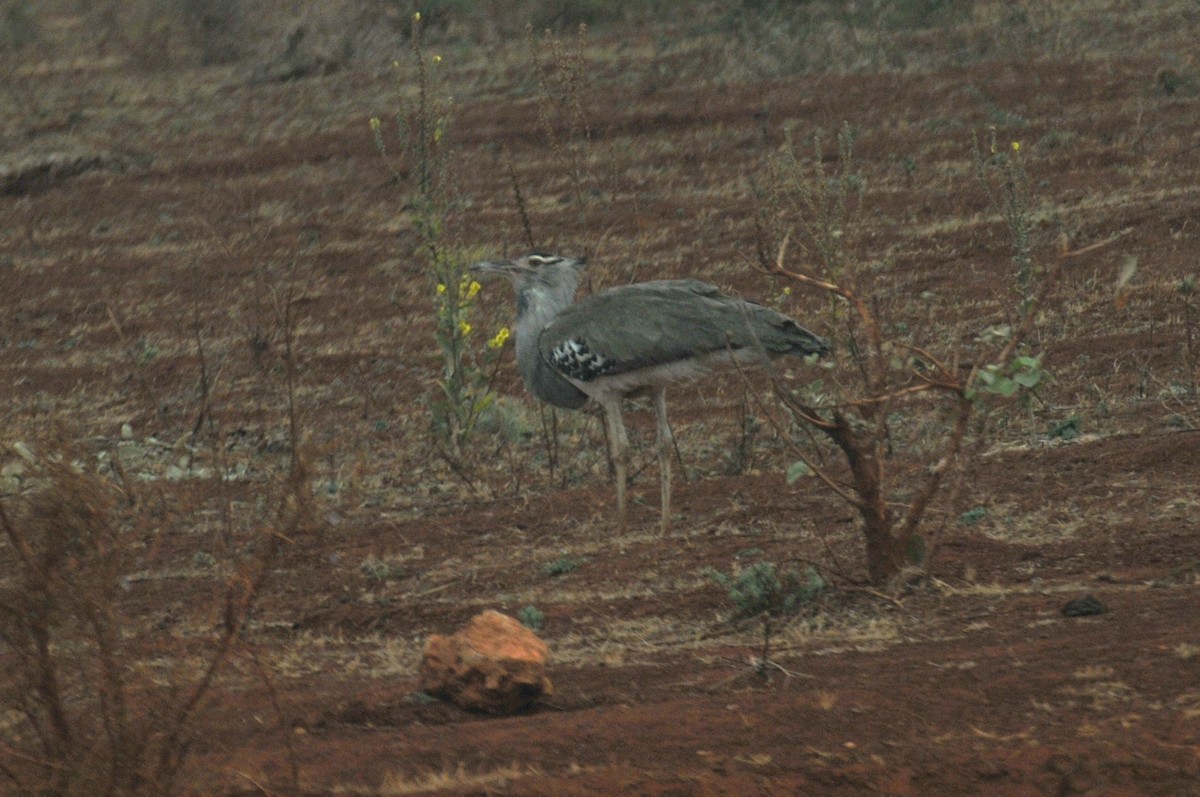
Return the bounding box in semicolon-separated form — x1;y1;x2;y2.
548;338;615;382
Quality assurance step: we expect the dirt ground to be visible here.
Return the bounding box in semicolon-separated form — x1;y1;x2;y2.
2;3;1199;795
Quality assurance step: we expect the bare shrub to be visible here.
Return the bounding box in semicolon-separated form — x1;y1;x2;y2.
756;124;1056;585
0;439;305;796
0;260;313;795
528;22;596;218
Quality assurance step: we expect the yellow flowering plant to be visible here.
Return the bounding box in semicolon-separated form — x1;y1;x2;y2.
430;261;511;455
373;12;507;456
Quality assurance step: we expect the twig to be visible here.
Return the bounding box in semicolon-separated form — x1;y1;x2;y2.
104;304;168;428
188;295;216;466
235;769;281;797
242;644;300;793
505;151;536;250
1058;230;1128;259
433;445;486;497
844;585;905;607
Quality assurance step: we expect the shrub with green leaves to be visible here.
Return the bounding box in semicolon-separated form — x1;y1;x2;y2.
360;554;405;581
970;354;1046;400
540;557;581;577
708;561;826;620
517;605;544;630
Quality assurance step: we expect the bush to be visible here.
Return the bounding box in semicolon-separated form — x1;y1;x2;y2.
757;124;1054;584
0;451;293;795
708;561;826;620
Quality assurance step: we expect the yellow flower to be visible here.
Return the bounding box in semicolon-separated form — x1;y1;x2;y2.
457;275;481;301
413;11;420;22
782;286;792;296
1011;141;1021;152
433;54;442;64
436;283;447;294
487;327;511;350
369;117;381;131
458;320;472;336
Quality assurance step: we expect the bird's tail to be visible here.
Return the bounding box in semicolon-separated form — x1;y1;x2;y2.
777;317;832;358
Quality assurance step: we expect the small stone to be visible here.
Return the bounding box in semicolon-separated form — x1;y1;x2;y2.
121;423;134;439
419;610;552;715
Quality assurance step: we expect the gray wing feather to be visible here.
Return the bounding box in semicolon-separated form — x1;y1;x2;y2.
539;280;826;379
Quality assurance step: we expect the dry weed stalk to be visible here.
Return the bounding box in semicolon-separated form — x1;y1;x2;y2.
483;27;597;493
529;22;594;212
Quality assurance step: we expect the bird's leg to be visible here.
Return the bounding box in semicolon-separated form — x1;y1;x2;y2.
654;388;673;534
601;398;630;531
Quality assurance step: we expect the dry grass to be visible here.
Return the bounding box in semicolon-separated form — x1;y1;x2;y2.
374;761;598;796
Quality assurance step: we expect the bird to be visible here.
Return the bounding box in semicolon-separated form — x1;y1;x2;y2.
472;252;830;533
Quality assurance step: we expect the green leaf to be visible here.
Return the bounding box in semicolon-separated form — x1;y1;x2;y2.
992;377;1019;397
1013;369;1043;388
1013;354;1042;369
786;460;811;484
472;392;495;415
1048;415;1082;440
957;507;987;525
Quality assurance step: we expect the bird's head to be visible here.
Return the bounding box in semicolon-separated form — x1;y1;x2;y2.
471;253;588;316
470;253;586;286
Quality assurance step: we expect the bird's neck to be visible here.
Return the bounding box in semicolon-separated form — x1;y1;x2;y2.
514;273;580;389
515;275;578;342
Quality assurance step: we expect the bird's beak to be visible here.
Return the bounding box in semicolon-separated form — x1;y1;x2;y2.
471;258;537;284
469;259;507;275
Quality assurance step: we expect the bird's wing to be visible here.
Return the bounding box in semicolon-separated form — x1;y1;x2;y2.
539;280;807;380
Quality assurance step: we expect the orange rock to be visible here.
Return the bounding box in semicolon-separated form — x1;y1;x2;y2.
419;610;552;714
